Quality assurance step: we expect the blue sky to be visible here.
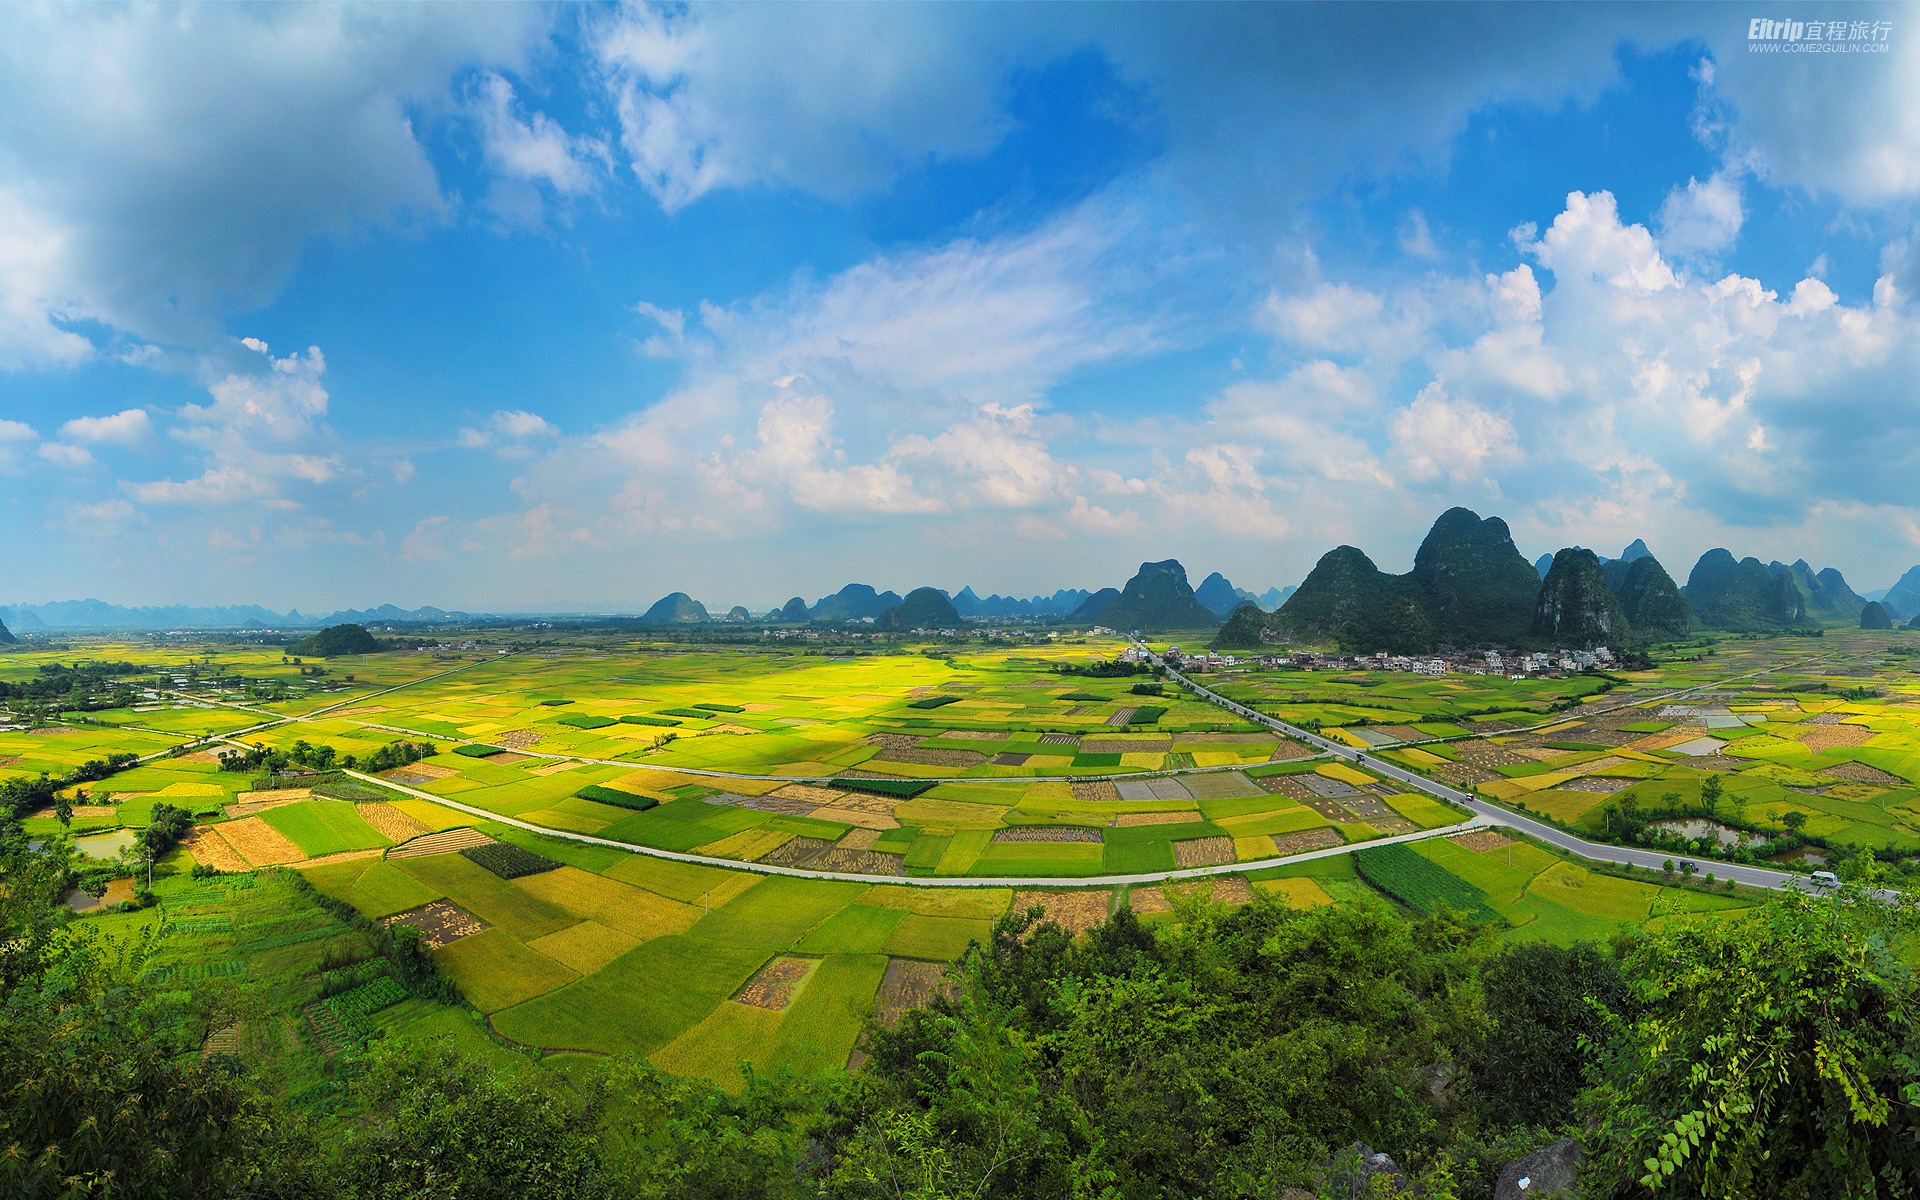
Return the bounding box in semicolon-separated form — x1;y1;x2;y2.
3;2;1918;612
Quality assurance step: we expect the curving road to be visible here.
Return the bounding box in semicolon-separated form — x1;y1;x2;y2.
347;768;1489;890
1136;642;1826;893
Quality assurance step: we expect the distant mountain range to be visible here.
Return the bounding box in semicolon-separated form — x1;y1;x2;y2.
12;541;1905;641
1682;553;1868;630
1190;572;1294;618
0;600;478;631
952;587;1092;619
1879;566;1920;621
1533;538;1651;579
624;573;1277;629
1217;508;1690;652
1216;507;1902;651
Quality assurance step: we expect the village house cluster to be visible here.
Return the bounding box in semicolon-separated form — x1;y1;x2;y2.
1159;645;1615;678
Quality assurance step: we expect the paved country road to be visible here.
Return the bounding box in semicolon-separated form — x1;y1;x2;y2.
1136;642;1831;894
346;769;1490;890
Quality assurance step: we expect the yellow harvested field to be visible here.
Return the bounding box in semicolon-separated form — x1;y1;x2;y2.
1166;876;1254;906
807;806;899;830
233;788;311;808
1190;751;1244;767
1232;834;1278;860
1011;889;1112;934
528;761;580;776
358;802;432;841
297;848;385;870
386;827;495;859
381;762;457;783
512;867;704;940
31;804;115;819
387;798;473;831
610;769;728;792
1253;877;1334;908
528;920;643;974
1125;885;1173;915
605;857;761;908
180;825;251;872
769;784;846;806
863;885;1012;919
1454;830;1512;852
216;816;305;867
1271;829;1343;855
1115;810;1200;827
734;955;815;1009
695;828;796;861
154;781;223;798
1315;762;1374;787
1173;836;1235;868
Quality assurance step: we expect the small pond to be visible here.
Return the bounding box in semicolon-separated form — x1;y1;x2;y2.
66;878;136;912
71;828;139;860
1650;817;1755;849
1767;847;1830;867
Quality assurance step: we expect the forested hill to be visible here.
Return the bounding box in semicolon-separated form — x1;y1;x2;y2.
1072;559;1221;631
1682;551;1870;630
287;623;382;657
1216;508;1693;652
875;587;964;630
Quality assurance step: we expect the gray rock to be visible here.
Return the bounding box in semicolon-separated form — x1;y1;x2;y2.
1343;1143;1405;1198
1495;1138;1583;1199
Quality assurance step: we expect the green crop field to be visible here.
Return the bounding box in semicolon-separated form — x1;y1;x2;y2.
257;800;393;857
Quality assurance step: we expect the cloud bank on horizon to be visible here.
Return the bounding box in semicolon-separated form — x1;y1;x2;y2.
2;1;1918;610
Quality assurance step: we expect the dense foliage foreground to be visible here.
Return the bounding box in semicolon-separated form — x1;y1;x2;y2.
4;818;1918;1200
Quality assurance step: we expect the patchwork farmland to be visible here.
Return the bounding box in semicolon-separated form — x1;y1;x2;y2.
11;627;1915;1094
